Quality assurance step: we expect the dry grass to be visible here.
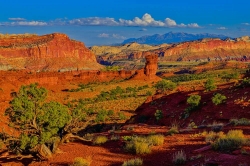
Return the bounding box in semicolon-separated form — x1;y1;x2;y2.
122;158;143;166
147;134;164;146
206;130;247;152
70;157;91;166
93;136;108;145
172;150;187;165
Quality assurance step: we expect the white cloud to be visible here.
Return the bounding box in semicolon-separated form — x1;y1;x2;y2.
187;23;200;28
139;28;147;31
98;33;109;38
97;33;126;39
165;18;177;26
118;13;199;28
1;13;201;28
217;27;227;30
11;21;47;26
112;34;126;39
242;23;250;26
8;17;26;21
69;17;118;26
119;13;166;27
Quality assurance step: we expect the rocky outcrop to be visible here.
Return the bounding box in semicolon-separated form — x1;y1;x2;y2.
157;37;250;62
94;37;250;63
131;54;160;80
0;54;159;91
90;43;168;64
0;33;101;71
144;54;158;79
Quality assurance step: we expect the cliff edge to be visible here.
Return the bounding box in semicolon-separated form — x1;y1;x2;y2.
0;33;101;71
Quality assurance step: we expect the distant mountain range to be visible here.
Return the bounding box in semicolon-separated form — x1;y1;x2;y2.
122;32;229;45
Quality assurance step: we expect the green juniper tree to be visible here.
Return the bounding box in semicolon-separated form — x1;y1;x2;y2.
3;83;94;159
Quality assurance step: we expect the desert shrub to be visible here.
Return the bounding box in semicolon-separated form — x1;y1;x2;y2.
167;123;179;136
154;80;177;94
137;85;149;91
205;131;225;144
147;134;164;146
154;110;163;121
101;65;121;71
166;73;210;83
240;77;250;87
93;135;108;145
122;135;133;141
134;141;151;154
107;110;114;116
146;90;153;96
212;130;247;152
222;72;240;82
184;94;201;117
187;94;201;107
172;150;187;165
204;78;217;91
118;112;127;120
124;134;164;155
212;93;227;105
122;158;143;166
70;157;91;166
95;109;110;123
230;118;250;126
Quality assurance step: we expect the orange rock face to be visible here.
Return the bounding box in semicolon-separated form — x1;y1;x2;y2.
131;54;160;80
156;38;250;61
0;33;101;71
144;54;158;78
95;37;250;62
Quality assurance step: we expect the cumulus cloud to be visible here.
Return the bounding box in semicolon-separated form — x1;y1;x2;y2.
98;33;109;38
1;13;201;28
8;17;26;21
165;18;177;26
217;27;227;30
118;13;199;28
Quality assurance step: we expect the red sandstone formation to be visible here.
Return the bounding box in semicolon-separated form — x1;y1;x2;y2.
0;33;101;71
144;54;158;79
95;37;250;62
131;54;160;80
156;38;250;62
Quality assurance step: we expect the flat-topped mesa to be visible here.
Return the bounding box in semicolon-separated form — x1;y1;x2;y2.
157;37;250;62
0;33;101;71
144;54;158;78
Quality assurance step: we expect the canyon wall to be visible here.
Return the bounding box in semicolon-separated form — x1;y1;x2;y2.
0;33;101;71
157;37;250;61
93;37;250;63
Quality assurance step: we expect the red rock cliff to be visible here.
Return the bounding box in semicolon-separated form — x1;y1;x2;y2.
154;38;250;61
0;33;101;71
144;54;158;79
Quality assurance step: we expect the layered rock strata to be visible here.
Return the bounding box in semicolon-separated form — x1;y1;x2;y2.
0;33;101;71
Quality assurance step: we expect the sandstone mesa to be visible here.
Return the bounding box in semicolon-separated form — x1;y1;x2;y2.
0;33;101;71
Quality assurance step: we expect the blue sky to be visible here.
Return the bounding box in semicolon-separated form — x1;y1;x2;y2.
0;0;250;46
